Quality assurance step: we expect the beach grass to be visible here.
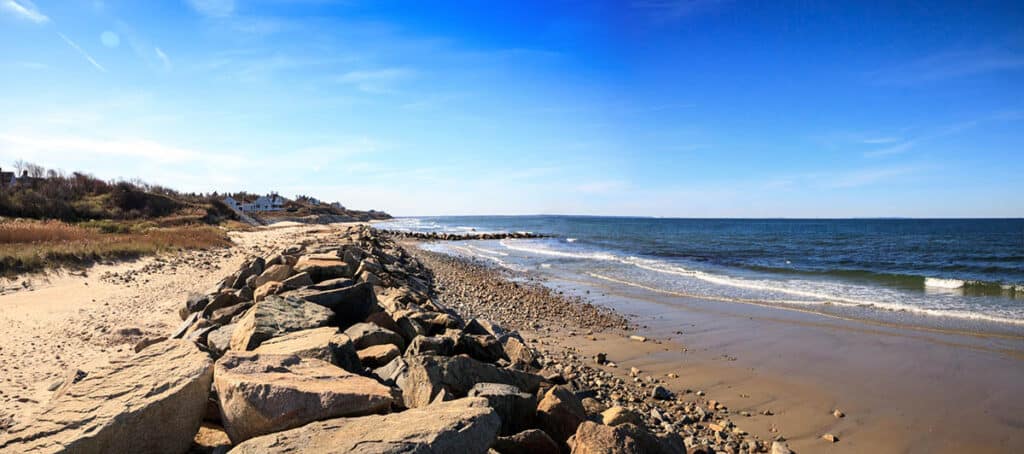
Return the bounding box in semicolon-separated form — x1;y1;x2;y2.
0;219;231;276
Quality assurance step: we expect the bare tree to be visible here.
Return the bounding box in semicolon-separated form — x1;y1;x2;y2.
12;159;28;175
26;163;46;178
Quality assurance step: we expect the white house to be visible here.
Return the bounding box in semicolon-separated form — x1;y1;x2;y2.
238;195;286;212
223;196;241;210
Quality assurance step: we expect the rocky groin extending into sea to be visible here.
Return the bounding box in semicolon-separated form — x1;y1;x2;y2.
0;224;778;453
376;229;548;241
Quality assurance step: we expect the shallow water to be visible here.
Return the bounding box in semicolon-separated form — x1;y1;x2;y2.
378;216;1024;333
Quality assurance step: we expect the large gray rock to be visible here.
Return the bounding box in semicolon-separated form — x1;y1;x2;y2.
231;397;500;454
464;318;512;340
253;281;284;302
206;323;236;357
344;322;406;351
183;292;209;318
229;296;334;351
567;421;641;454
231;257;265;289
456;333;505;363
292;282;381;326
399;355;542;409
493;429;561;454
214;353;395;443
601;406;644;427
201;292;243;319
406;335;455;357
342;247;364;270
281;271;314;289
537;386;586;446
503;336;540;371
252;327;362;373
253;263;294;289
357;344;400;369
0;340;213;454
468;382;537;435
309;277;356;291
568;422;684;454
372;356;409;387
392;309;430;341
294;254;349;282
391;309;460;341
207;301;252;326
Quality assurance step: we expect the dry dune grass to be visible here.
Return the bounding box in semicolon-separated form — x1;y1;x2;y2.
0;220;231;276
0;220;94;243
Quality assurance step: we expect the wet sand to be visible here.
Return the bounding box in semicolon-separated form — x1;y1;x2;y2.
536;270;1024;453
414;240;1024;453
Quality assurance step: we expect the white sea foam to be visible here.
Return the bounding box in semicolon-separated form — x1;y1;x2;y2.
924;277;966;289
465;244;509;256
499;239;618;261
449;245;526;272
500;239;1024;326
566;238;577;243
588;272;1024;326
501;239;895;307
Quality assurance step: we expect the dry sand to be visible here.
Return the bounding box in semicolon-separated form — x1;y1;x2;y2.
0;223;355;430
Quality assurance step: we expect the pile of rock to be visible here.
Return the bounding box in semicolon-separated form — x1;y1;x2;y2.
378;229;548;241
410;247;629;332
0;225;689;453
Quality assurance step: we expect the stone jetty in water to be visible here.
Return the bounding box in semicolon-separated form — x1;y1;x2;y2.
375;229;548;241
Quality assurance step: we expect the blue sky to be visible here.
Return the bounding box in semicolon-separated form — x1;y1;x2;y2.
1;0;1022;217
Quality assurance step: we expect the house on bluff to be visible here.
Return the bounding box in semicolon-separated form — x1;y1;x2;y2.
222;194;286;212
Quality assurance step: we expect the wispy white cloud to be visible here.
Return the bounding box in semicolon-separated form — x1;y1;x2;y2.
868;49;1024;85
203;52;353;83
186;0;235;17
863;141;917;158
862;117;993;158
57;32;107;72
155;47;172;70
1;0;48;23
336;68;415;93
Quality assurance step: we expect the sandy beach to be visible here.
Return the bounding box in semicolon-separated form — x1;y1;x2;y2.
536;283;1024;453
0;223;348;430
1;223;1021;453
406;243;1024;453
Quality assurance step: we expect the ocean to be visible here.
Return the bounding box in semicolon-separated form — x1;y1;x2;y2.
375;216;1024;330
